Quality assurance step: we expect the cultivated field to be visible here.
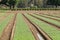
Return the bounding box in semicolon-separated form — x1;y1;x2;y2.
0;10;60;40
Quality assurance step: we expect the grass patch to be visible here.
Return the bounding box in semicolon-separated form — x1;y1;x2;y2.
25;13;60;40
0;14;14;36
39;14;60;20
32;14;60;26
13;13;35;40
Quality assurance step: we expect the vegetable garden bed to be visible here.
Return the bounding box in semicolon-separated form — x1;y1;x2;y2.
0;10;60;40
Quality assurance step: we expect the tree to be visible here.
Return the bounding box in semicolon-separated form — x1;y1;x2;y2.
0;0;16;9
0;0;8;6
8;0;16;9
17;0;29;8
47;0;60;7
17;2;25;8
57;0;60;6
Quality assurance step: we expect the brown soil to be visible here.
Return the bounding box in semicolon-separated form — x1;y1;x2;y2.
35;14;60;22
0;13;11;22
0;13;17;40
0;10;59;40
28;14;60;30
10;13;17;40
22;14;52;40
4;10;60;14
39;13;60;18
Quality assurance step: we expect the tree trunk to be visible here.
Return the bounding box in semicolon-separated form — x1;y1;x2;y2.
10;5;11;9
55;5;57;8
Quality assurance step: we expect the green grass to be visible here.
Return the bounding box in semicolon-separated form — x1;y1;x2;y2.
31;14;60;26
51;14;60;17
46;13;60;17
39;14;60;20
0;10;7;13
13;13;35;40
0;14;14;36
0;13;6;17
25;13;60;40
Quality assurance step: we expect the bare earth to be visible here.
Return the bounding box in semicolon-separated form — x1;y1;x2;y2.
0;13;17;40
0;10;60;40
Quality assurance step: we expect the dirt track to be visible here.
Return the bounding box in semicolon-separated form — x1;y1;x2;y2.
22;14;52;40
0;13;17;40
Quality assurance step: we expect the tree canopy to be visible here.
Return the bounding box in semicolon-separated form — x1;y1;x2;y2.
0;0;60;8
0;0;16;9
47;0;60;7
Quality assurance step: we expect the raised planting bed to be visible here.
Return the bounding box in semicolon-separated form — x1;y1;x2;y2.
13;13;35;40
0;13;6;17
0;13;10;21
25;13;60;40
0;10;7;13
31;14;60;27
39;12;60;17
0;13;14;36
35;14;60;22
37;14;60;20
39;13;60;18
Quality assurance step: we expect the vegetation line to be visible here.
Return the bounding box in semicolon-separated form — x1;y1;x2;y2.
39;13;60;18
22;14;52;40
28;14;60;30
0;13;17;40
35;14;60;22
10;13;17;40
